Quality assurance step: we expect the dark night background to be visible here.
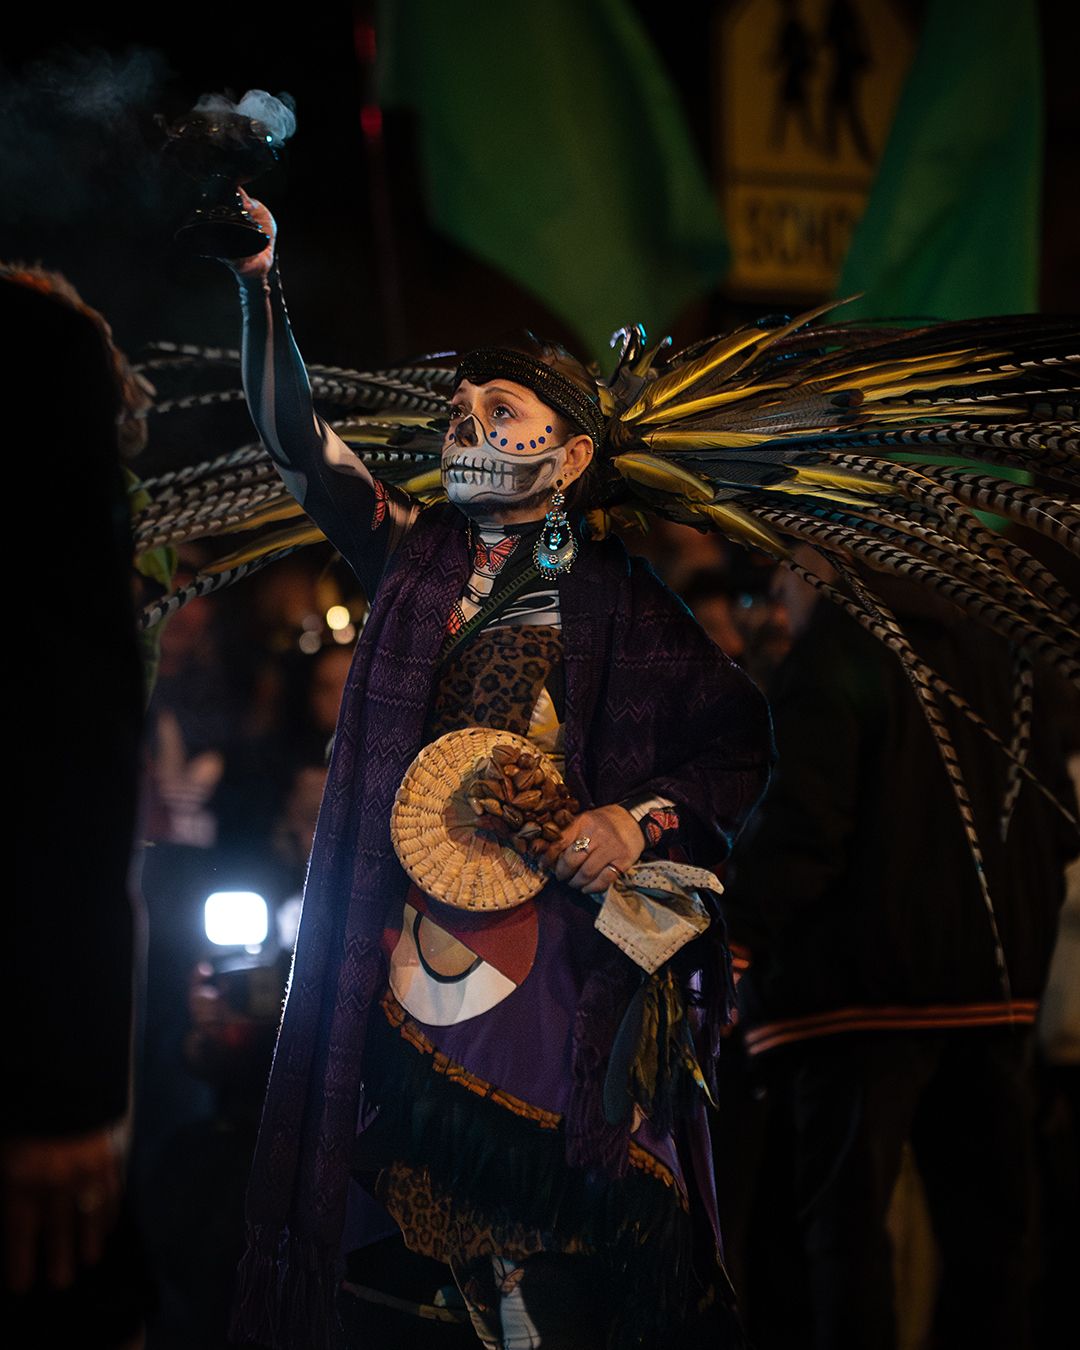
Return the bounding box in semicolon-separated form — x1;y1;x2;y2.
2;1;1077;404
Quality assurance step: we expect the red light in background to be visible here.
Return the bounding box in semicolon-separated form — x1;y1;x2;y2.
354;19;377;64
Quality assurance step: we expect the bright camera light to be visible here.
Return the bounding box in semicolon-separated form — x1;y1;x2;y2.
326;605;351;631
204;891;268;947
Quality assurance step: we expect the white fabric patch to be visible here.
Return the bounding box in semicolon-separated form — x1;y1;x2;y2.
389;904;518;1025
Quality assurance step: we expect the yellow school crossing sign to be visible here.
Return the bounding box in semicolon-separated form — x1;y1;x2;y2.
717;0;915;298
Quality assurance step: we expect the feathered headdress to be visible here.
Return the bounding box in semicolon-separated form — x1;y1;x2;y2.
131;305;1079;995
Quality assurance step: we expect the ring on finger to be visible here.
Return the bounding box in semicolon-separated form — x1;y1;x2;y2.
570;836;592;853
603;863;625;878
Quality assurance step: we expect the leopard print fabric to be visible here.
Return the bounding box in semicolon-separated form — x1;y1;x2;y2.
428;624;563;741
377;1160;584;1267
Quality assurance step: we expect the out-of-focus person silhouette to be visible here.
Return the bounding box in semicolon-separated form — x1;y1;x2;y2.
721;549;1078;1350
212;639;352;863
627;515;729;591
3;264;149;1346
822;0;874;163
768;0;818;151
681;564;791;690
680;570;748;664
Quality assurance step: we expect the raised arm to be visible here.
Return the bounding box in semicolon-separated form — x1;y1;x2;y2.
226;192;418;599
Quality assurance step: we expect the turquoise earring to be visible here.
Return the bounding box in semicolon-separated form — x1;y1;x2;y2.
534;481;577;577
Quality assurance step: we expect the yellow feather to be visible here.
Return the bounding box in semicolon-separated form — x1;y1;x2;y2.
204;523;326;572
611;453;714;501
608;504;652;533
623;297;859;423
810;348;1004;389
635;381;787;425
643;429;774;449
728;295;858;377
691;502;792;557
339;428;397;445
791;465;894;495
764;483;882;508
620;329;765;422
859;370;1010;401
400;468;444;495
340;412;438;431
230;500;306;531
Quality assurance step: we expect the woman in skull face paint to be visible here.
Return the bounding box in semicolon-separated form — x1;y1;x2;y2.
227;194;772;1350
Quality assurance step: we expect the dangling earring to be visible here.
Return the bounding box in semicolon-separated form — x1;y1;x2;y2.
534;480;577;577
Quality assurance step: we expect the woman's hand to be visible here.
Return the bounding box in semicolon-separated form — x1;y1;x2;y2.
545;804;644;896
226;188;277;279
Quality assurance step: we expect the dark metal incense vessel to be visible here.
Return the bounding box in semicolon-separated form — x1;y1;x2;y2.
161;109;285;259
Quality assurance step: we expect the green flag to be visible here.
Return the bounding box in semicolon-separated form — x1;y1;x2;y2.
837;0;1042;321
377;0;728;363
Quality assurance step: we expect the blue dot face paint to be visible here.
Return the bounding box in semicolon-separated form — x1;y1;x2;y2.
442;376;573;515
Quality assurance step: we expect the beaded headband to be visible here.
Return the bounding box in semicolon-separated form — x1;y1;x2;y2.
454;347;607;447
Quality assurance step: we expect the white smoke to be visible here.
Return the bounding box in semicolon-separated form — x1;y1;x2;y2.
0;46;170;228
193;89;297;142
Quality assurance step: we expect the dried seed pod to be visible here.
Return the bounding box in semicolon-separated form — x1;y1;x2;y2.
503;804;524;828
479;797;504;817
469;798;486;816
491;745;516;768
513;789;543;809
516;822;542;839
513;767;539;789
553;808;574;827
541;821;562;841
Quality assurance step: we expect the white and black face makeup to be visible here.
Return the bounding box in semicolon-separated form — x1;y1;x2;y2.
442;378;571;517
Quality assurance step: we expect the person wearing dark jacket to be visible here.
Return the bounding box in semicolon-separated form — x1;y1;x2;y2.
722;561;1077;1350
3;266;147;1345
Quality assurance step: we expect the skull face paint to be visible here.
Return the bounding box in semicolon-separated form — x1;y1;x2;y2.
443;378;570;517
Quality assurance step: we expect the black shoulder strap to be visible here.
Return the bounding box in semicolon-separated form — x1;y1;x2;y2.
436;562;543;668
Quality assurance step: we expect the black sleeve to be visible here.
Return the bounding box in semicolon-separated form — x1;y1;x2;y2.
236;260;418;600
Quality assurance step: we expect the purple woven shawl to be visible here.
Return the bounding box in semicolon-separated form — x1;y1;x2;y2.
232;504;772;1347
